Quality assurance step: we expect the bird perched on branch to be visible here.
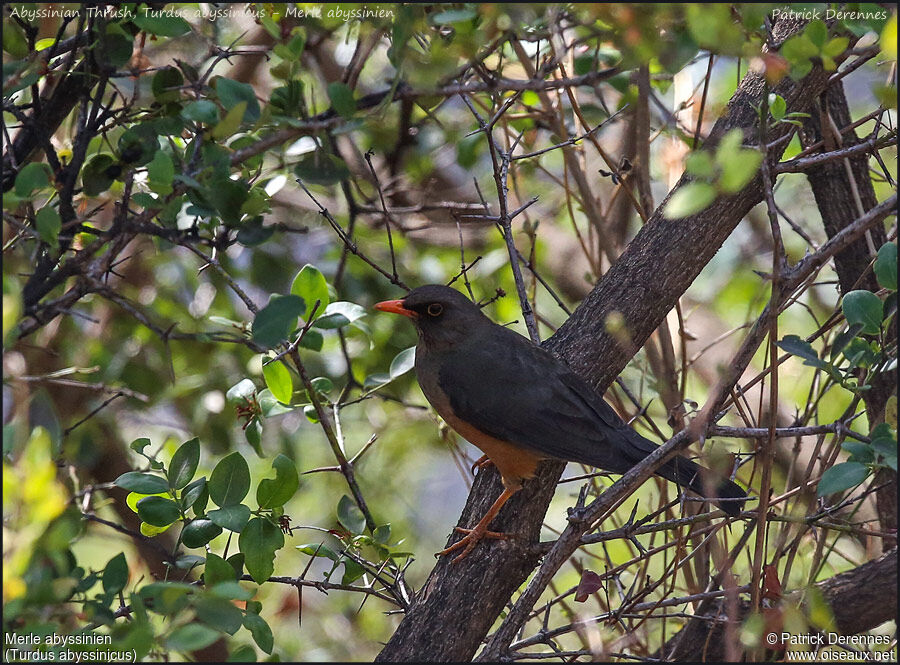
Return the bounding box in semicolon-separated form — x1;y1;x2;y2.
375;284;746;562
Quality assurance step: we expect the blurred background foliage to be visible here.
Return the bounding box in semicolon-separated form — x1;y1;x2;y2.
2;2;896;661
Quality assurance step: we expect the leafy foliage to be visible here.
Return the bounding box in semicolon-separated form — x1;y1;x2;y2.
2;3;895;661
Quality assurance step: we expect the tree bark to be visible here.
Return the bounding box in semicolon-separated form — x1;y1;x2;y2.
656;548;897;661
377;16;840;662
800;82;896;549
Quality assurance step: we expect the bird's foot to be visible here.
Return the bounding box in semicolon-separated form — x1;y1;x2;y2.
437;526;511;563
470;455;494;475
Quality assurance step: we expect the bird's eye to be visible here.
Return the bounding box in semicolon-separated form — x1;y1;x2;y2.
427;303;443;317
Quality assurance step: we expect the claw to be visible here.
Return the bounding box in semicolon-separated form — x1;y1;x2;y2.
437;526;511;562
434;485;520;562
470;454;494;475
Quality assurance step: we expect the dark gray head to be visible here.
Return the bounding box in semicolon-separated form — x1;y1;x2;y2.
374;284;490;348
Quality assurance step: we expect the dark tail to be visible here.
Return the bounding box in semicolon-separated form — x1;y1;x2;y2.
658;456;746;517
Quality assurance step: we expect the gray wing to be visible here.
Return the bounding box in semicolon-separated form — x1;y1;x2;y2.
438;327;658;474
439;326;746;515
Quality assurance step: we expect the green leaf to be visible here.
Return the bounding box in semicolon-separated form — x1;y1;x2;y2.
776;334;827;369
312;301;367;329
373;524;391;545
195;595;243;635
227;553;245;579
257;389;294;418
311;376;333;394
823;37;849;58
14;162;51;197
81;154;117;196
35;206;61;248
871;423;895;439
228;644;257;662
133;9;192;36
236;216;274;246
256;454;299;509
684;152;714;178
137;496;182;527
805;19;828;48
327;82;357;118
166;623;220;652
131;437;152;454
294;150;350;186
168;438;200;490
290;264;331;320
175;554;206;569
211;101;247;140
299;329;324;352
781;33;818;66
204;553;236;587
245;418;264;456
817;462;869;497
140;581;193;614
3;61;43;96
769;93;786;121
262;359;293;404
842;290;883;335
573;54;596;76
209;581;254;601
829;324;864;361
456;134;481;168
4;22;29;58
183;477;208;512
664;182;717;219
240;187;271;219
337;495;366;535
239;517;284;584
119;126;161;167
127;491;167;513
208;504;252;532
718;148;762;193
874;243;897;291
151;66;184;103
685;3;742;52
242;612;274;654
871;425;897;471
341;558;366;585
296;543;340;561
215;78;261;122
430;8;477;24
181;518;223;548
716;128;745;158
147;151;175;196
286;30;306;56
252;295;306;348
209;452;251;507
270;80;305;115
843;337;876;368
872;438;897;471
205;177;249;225
363;373;392;389
389;347;416;378
182;99;219;124
115;471;169;494
102;553;128;595
841;441;874;464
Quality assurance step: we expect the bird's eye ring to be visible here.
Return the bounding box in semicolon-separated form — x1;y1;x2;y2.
427;303;443;317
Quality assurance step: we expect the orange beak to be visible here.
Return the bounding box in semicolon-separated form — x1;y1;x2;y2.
374;299;416;318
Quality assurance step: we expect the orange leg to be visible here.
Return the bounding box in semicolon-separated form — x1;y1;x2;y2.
470;454;494;475
437;486;520;563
